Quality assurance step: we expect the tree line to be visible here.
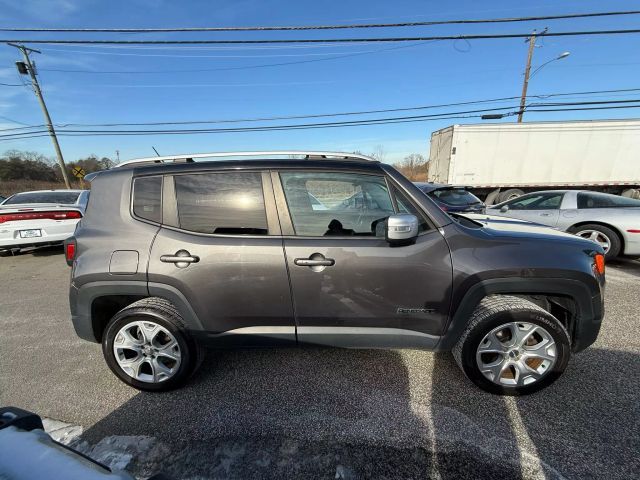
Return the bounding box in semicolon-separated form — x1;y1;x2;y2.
0;147;429;183
0;150;115;183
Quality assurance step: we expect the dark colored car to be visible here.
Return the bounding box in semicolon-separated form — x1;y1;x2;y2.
66;151;605;396
415;182;484;213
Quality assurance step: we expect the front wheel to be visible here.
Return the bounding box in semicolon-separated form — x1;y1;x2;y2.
102;298;203;392
453;296;571;395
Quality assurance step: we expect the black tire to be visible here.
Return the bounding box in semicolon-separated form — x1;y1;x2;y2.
497;188;524;203
102;298;203;392
568;223;621;260
453;295;571;396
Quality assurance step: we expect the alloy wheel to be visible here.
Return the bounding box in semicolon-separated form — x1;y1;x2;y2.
575;229;611;253
476;322;557;387
113;320;181;383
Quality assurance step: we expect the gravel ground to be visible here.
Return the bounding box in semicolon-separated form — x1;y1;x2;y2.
1;247;639;479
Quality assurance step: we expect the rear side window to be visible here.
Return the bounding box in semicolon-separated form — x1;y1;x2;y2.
174;172;268;235
133;176;162;223
577;192;640;209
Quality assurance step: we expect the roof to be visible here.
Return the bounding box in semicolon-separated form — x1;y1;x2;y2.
9;189;85;194
88;156;383;181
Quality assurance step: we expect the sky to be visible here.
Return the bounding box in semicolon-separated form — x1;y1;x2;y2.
0;0;639;164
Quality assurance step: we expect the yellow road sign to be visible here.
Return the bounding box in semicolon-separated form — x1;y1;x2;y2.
72;166;86;179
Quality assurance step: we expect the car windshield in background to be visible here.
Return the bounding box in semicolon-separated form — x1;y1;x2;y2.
432;188;482;206
3;191;81;205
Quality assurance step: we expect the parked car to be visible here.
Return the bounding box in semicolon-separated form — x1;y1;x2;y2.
0;190;89;252
66;151;605;396
487;190;640;260
414;183;485;213
0;195;6;203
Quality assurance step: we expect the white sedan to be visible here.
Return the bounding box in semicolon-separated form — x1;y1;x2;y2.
487;190;640;260
0;190;89;252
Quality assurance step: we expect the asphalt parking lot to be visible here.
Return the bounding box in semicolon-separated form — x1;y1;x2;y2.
1;248;639;479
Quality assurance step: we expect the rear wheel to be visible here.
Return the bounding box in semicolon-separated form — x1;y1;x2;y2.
453;296;571;395
569;223;621;260
498;188;524;203
102;298;203;391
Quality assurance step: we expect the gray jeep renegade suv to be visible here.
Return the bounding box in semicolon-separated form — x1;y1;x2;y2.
66;151;605;395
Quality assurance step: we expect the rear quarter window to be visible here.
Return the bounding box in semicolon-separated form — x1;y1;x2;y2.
133;176;162;223
577;192;640;209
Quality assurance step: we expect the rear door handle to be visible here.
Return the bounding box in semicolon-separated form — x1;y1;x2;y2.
540;213;552;217
160;249;200;267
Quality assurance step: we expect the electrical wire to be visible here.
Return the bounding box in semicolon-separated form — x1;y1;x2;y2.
3;100;640;140
2;10;639;32
3;29;640;45
2;88;639;132
37;41;436;71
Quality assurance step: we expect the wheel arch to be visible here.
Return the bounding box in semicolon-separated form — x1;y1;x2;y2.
72;281;204;343
437;277;602;353
568;221;625;253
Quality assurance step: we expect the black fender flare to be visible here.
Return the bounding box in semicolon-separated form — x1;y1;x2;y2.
71;281;204;342
436;277;603;352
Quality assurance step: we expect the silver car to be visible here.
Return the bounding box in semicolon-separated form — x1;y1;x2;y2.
487;190;640;259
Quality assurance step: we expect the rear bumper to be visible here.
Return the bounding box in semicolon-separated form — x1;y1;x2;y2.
622;231;640;256
0;220;78;249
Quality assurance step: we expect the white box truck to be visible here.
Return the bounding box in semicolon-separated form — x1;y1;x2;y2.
428;119;640;204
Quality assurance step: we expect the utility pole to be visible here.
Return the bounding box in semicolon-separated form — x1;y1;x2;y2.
517;31;539;123
9;43;71;188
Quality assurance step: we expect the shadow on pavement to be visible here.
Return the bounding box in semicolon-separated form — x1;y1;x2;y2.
430;347;639;480
82;348;525;479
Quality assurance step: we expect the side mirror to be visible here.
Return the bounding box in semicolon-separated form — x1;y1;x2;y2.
386;214;419;246
500;205;509;213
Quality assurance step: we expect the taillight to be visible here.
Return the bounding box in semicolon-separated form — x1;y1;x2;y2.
64;237;76;266
593;253;605;276
0;210;82;224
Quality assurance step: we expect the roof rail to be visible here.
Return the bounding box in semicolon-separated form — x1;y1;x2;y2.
116;150;376;168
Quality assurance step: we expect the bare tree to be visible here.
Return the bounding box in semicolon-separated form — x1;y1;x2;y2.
370;145;387;163
394;153;429;181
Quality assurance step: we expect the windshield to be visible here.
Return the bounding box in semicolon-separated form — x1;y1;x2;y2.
431;188;482;206
3;191;81;205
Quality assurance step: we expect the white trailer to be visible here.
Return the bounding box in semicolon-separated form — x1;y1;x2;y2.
428;119;640;204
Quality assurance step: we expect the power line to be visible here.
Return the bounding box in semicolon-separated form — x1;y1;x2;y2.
3;104;640;141
0;81;23;86
3;29;640;45
1;87;639;132
3;99;640;140
2;10;639;32
37;41;436;73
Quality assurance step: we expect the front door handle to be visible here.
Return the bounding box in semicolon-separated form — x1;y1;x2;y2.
294;253;335;271
160;249;200;268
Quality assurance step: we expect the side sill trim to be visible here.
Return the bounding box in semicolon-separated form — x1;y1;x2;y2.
297;326;439;349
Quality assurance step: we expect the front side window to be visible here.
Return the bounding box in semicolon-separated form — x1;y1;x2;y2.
578;192;640;209
507;193;563;211
280;172;396;237
174;172;268;235
393;187;431;233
